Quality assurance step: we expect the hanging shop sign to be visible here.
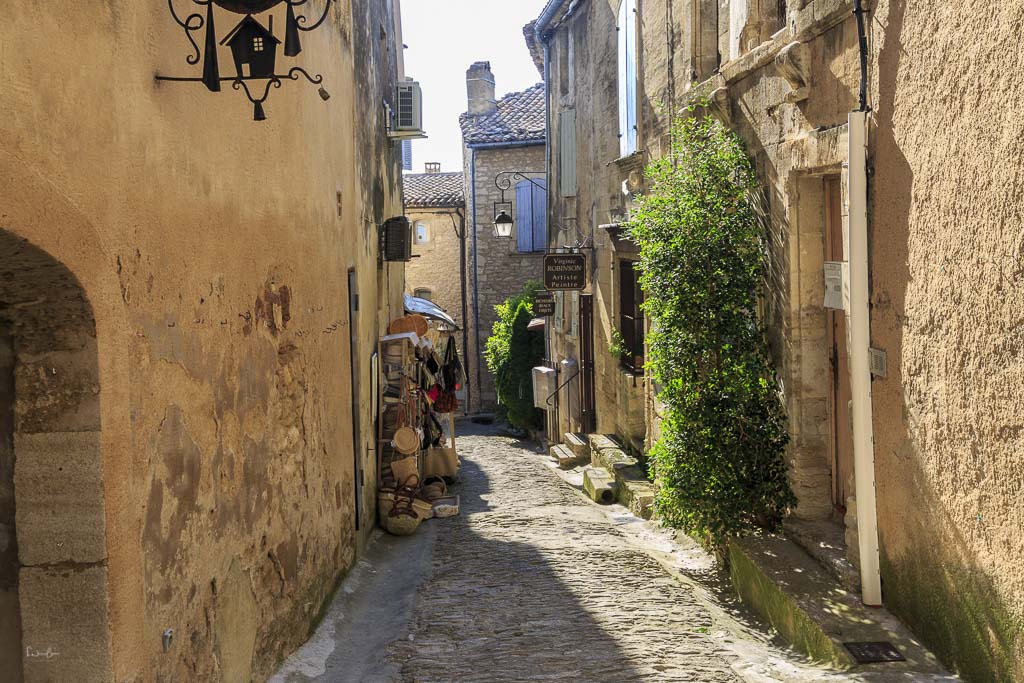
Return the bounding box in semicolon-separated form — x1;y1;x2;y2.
543;253;587;291
159;0;333;121
533;292;555;317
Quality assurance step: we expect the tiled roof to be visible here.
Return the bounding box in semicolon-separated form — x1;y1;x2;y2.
460;83;547;147
404;172;465;208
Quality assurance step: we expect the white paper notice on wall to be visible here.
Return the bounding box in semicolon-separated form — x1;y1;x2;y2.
824;261;844;310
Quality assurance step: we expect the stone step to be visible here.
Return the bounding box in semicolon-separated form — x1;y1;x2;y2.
585;434;656;520
563;432;589;460
729;534;951;674
549;444;583;470
583;467;616;504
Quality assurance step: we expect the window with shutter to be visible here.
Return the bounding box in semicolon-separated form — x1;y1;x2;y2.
515;178;547;253
617;0;638;158
560;110;577;197
619;260;644;373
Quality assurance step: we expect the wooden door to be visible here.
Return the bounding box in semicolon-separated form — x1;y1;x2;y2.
579;294;596;434
347;269;363;531
825;177;854;511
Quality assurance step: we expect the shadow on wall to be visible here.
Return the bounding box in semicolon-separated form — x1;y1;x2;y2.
870;1;1023;680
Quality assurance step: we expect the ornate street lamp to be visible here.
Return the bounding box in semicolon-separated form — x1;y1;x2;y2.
158;0;333;121
492;207;514;239
492;171;546;240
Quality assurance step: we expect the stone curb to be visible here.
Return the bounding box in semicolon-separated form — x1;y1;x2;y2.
587;435;656;520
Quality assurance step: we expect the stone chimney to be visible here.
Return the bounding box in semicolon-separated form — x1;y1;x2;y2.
466;61;497;116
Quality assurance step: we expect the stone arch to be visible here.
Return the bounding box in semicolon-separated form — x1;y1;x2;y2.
0;228;113;682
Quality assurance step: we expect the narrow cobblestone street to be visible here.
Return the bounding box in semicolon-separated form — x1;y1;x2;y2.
273;423;929;683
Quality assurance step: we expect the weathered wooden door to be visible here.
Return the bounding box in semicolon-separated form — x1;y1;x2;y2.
579;294;596;434
825;177;855;511
348;269;363;531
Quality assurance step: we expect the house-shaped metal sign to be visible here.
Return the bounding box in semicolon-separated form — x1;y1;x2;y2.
159;0;333;120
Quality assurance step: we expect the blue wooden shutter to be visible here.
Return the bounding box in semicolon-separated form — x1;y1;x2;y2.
560;110;577;197
618;1;628;158
618;0;634;153
515;180;534;252
618;0;637;157
532;178;547;252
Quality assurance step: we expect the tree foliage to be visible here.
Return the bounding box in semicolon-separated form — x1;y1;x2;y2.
627;114;794;546
485;281;545;430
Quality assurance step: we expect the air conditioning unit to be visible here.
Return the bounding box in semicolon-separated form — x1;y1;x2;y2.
532;366;557;410
389;79;427;139
380;217;412;262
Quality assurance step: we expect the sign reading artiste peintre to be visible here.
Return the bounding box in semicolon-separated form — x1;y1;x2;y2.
543;254;587;291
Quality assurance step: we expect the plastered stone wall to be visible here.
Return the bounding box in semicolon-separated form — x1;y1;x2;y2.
868;1;1024;678
462;145;546;413
0;1;405;681
406;208;466;334
544;0;647;445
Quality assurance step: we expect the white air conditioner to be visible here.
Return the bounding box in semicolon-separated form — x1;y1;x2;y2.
389;79;427;139
532;366;557;410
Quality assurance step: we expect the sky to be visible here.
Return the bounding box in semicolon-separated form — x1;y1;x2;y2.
400;0;549;174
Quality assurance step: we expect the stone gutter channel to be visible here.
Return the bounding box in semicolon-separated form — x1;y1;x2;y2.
545;434;957;682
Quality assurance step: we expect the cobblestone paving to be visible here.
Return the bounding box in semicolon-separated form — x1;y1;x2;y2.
385;423;741;682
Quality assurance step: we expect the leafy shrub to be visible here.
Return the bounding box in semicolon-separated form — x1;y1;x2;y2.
485;281;545;430
628;114;794;546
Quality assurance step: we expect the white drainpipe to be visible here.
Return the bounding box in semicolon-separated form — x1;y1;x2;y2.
847;110;882;607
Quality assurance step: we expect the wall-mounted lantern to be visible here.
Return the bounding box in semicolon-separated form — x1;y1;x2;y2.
492;206;514;239
158;0;333;121
492;171;546;240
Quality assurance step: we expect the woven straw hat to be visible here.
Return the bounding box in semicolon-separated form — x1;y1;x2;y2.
392;426;419;455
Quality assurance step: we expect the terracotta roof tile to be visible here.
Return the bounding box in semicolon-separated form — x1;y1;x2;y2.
403;172;465;208
460;83;546;147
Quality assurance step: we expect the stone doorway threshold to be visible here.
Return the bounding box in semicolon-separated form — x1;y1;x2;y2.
784;518;861;594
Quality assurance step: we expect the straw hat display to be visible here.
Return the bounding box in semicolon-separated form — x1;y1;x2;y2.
392;426;419;455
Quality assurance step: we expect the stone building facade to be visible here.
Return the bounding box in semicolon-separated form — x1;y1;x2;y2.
460;64;547;413
403;169;470;405
0;1;407;681
535;0;1024;678
535;0;648;451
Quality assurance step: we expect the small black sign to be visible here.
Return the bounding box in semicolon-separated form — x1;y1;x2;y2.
544;253;587;291
843;642;906;664
534;292;555;317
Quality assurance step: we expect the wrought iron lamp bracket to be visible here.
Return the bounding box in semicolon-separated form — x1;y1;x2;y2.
492;170;593;250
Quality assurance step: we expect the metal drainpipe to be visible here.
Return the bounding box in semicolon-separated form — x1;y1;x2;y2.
542;37;559;442
470;149;483;414
848;3;881;603
457;208;471;414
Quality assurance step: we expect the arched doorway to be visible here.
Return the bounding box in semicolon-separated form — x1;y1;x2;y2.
0;228;112;682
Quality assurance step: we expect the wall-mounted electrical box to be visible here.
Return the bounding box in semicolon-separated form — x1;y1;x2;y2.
824;261;845;310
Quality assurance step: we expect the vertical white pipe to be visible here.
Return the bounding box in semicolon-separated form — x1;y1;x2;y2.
847;111;882;606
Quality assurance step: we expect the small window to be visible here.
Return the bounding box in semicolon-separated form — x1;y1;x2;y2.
414;222;430;245
619;260;644;374
413;288;432;301
253;36;265;52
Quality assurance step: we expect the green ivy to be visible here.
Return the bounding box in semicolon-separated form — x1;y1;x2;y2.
608;327;630;360
627;114;794;546
485;281;545;431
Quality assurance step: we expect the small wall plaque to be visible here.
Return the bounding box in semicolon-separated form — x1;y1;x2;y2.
534;292;556;317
